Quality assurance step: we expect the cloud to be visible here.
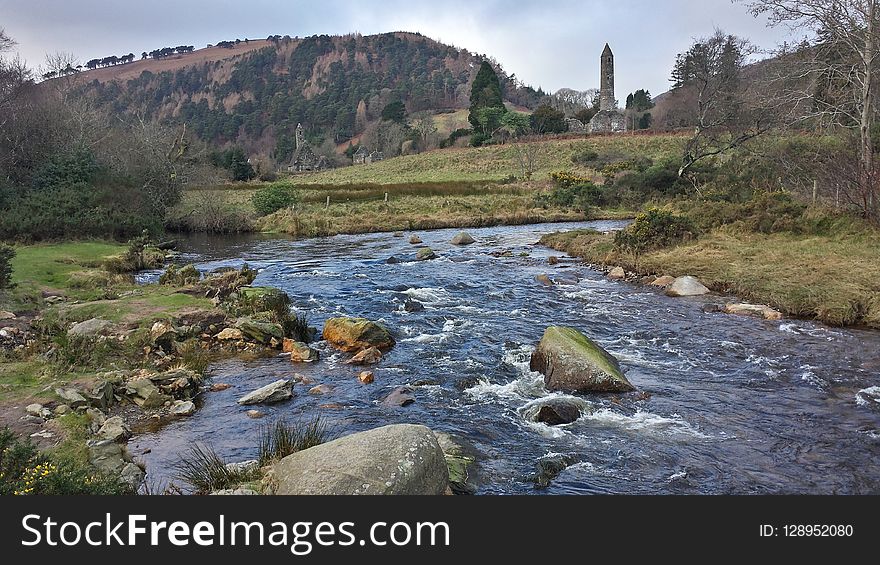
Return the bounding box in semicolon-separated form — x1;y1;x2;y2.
0;0;797;98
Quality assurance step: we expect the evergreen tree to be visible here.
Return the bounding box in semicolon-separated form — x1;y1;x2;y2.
468;61;506;130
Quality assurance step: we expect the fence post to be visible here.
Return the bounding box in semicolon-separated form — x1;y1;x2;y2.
326;195;330;209
384;192;389;203
812;179;818;204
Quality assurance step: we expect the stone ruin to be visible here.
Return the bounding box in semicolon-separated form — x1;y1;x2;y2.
288;123;330;172
588;44;627;134
352;146;385;165
565;118;588;134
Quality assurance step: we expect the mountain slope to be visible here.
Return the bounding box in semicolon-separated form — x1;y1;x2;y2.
75;32;545;163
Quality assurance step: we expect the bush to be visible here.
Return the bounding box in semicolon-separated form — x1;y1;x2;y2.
251;185;298;216
0;244;14;290
614;209;697;257
0;427;132;495
159;264;202;286
440;128;472;148
540;172;606;210
258;417;331;467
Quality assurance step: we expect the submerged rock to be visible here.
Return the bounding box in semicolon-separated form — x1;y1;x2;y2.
450;231;476;245
381;386;416;407
409;235;423;245
665;276;710;297
237;379;293;405
267;424;448;495
358;371;375;384
308;384;334;395
323;317;395;352
724;303;783;321
530;327;634;393
346;346;382;365
416;247;437;261
403;299;425;313
536;274;554;286
530;454;576;489
534;399;583;426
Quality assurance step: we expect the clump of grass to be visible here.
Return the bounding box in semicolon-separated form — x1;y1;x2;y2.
258;417;332;467
159;264;201;286
283;312;311;343
171;444;260;495
178;340;211;374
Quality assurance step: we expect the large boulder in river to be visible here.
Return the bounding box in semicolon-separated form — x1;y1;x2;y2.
415;247;437;261
322;317;395;352
237;379;293;405
267;424;449;495
665;276;710;297
534;399;584;426
723;303;783;321
450;232;476;245
283;339;320;363
530;327;634;393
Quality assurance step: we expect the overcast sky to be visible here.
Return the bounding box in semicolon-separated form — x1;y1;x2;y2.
1;0;799;98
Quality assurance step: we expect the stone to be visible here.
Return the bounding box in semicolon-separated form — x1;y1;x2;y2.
381;386;415;407
322;317;395;352
589;44;627;133
225;460;259;474
450;231;476;245
403;299;425;313
536;274;554;286
283;339;320;363
125;378;172;409
97;416;131;442
237;379;293;405
0;311;15;320
87;380;115;411
68;318;114;337
268;424;448;495
211;488;261;496
724;303;784;321
665;276;710;297
533;399;584;426
650;275;676;287
170;400;196;416
409;235;423;245
246;410;265;419
308;384;334;395
55;388;88;409
531;454;576;489
346;346;382;365
88;439;143;488
215;328;244;341
119;463;146;489
236;319;284;345
393;232;404;238
53;404;71;416
85;407;107;426
434;432;477;495
358;371;375;384
416;247;437;261
26;403;51;419
530;326;634;393
294;374;315;386
150;320;178;348
608;266;626;280
210;383;232;392
548;256;560;265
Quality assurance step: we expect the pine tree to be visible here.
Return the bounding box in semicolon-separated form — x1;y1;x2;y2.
468;61;506;130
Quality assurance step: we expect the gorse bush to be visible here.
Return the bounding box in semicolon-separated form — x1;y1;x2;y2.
614;209;697;257
159;264;202;286
539;172;606;210
251;185;298;216
0;244;14;290
0;149;167;241
0;427;132;495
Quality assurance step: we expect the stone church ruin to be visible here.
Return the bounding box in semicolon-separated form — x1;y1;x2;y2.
589;44;627;134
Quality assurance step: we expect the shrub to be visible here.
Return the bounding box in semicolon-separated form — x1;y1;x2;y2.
258;417;331;467
103;231;166;274
541;172;605;210
0;427;132;495
179;340;210;374
614;209;697;257
159;264;202;286
171;444;260;494
251;185;298;216
572;148;599;166
0;244;14;290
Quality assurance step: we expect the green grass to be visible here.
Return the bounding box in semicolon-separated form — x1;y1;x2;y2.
10;242;125;290
541;219;880;328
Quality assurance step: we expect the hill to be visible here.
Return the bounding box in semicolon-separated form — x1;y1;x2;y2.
72;32;546;164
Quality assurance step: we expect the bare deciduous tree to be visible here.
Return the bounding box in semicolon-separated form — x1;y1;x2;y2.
740;0;880;220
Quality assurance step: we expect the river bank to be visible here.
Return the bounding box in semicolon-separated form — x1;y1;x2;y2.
540;219;880;329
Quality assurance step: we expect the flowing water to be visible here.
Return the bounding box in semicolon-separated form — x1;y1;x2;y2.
132;221;880;494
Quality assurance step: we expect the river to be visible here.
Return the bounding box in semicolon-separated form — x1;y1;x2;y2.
131;221;880;494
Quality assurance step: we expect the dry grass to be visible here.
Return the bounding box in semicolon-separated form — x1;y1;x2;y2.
541;223;880;328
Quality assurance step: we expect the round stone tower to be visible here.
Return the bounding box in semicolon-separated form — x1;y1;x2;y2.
600;43;615;112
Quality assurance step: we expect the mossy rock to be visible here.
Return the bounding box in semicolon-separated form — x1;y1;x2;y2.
322;317;395;352
530;326;634;393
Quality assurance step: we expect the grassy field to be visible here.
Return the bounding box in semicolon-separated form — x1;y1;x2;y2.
171;134;685;235
541;218;880;329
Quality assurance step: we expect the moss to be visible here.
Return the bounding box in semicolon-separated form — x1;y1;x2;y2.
546;327;626;381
